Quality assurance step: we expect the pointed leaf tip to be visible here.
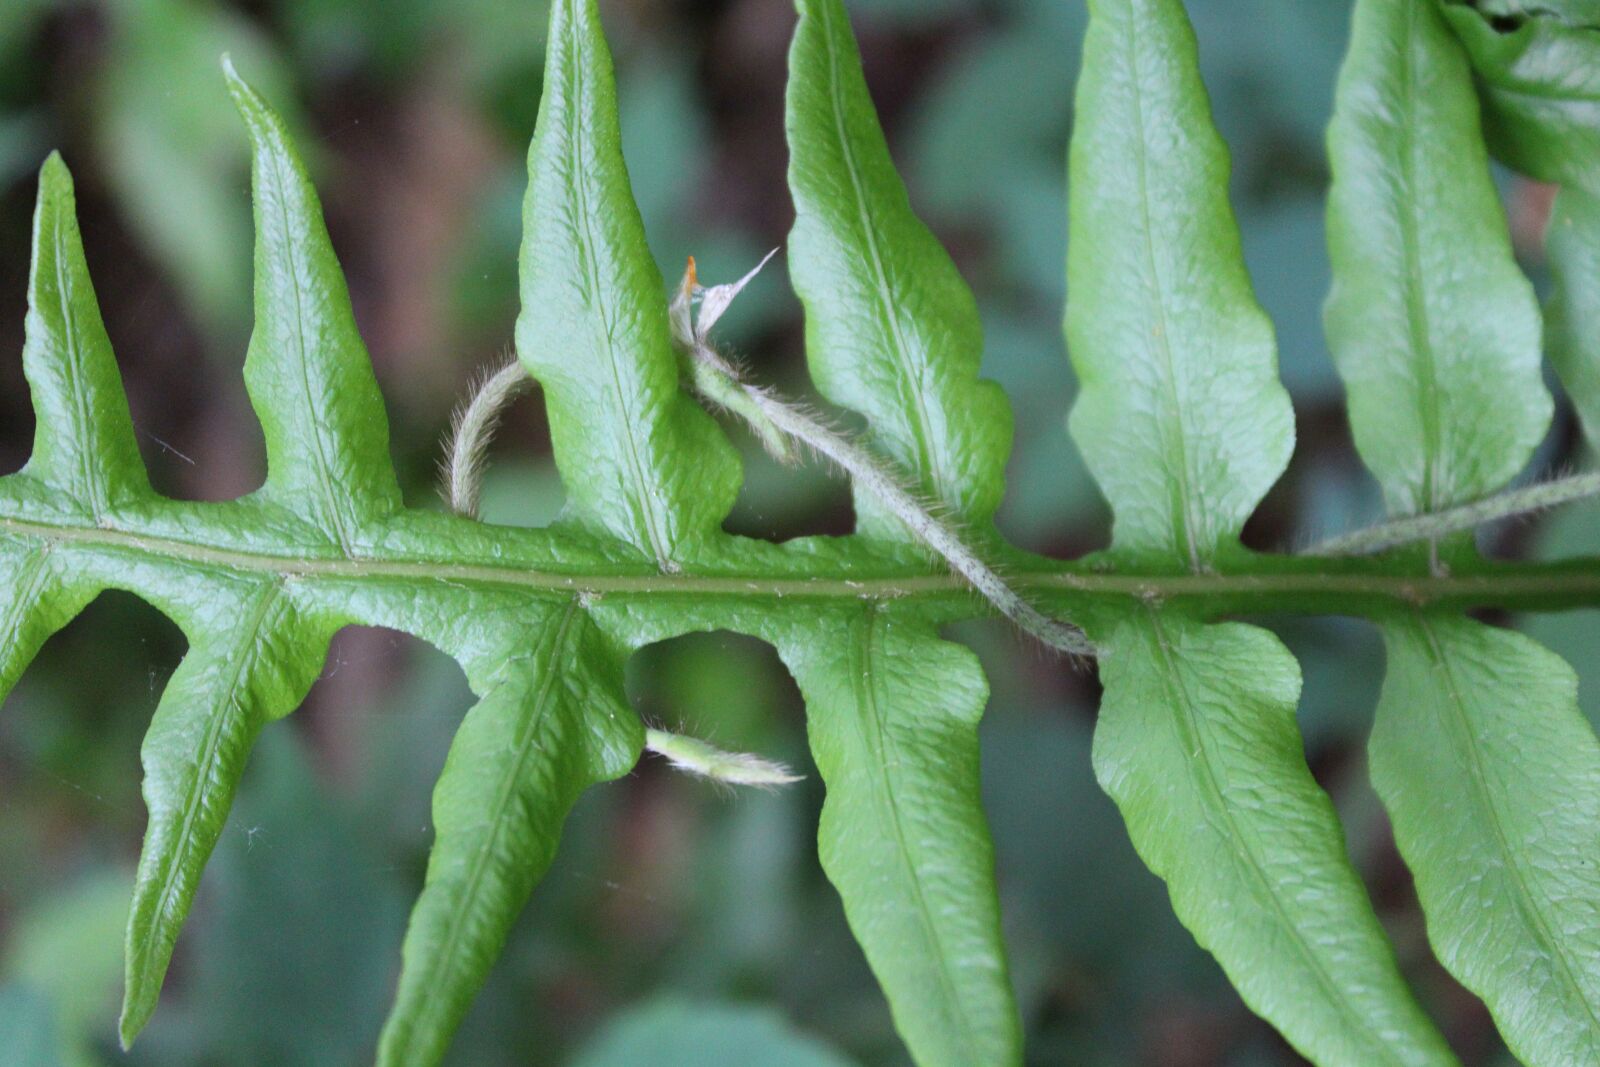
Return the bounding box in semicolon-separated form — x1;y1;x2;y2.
35;151;72;211
24;138;151;512
119;985;151;1050
221;55;285;141
38;149;66;182
118;585;326;1051
786;0;1013;536
222;56;272;124
518;0;740;566
222;48;402;546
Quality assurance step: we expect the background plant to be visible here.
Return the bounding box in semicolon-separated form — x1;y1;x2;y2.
3;2;1600;1067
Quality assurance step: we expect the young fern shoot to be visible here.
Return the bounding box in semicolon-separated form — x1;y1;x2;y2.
667;254;800;467
1302;470;1600;557
670;256;1095;658
644;727;803;789
441;355;532;519
441;347;803;792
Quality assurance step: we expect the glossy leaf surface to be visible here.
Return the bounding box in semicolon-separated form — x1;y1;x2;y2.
1373;615;1600;1064
122;582;329;1045
1093;610;1455;1066
1326;0;1548;515
783;6;1024;1062
4;2;1600;1066
1330;5;1600;1061
376;599;642;1067
1065;3;1452;1062
780;609;1019;1067
787;0;1012;536
21;154;149;516
1065;0;1293;569
517;0;739;570
228;61;404;549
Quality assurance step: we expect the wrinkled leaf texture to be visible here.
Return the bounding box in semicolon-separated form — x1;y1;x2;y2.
4;0;1600;1065
1331;1;1600;1063
0;2;1026;1065
1066;1;1452;1063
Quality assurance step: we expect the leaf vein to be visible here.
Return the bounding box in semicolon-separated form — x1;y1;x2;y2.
816;0;948;508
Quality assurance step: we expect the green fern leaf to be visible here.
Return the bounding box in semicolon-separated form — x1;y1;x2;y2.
122;582;332;1045
17;154;149;520
782;5;1023;1062
118;62;433;1044
1065;0;1293;571
786;0;1012;537
1328;2;1600;1060
226;61;404;548
517;0;740;572
778;611;1019;1067
1326;0;1548;520
376;598;642;1067
1066;1;1453;1062
1436;0;1600;194
9;2;1600;1065
1092;611;1456;1066
1373;615;1600;1064
1;154;138;699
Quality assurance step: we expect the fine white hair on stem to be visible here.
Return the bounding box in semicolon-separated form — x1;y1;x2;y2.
441;356;533;520
670;254;1095;658
740;375;1095;655
1300;470;1600;557
644;727;803;789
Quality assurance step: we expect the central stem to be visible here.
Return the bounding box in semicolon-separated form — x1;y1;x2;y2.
5;514;1599;620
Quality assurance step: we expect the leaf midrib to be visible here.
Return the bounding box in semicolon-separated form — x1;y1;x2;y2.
133;581;283;981
51;213;110;523
0;544;55;651
1396;0;1447;516
814;0;950;509
403;598;581;1046
1119;9;1207;572
562;22;676;572
256;115;360;558
841;605;981;1063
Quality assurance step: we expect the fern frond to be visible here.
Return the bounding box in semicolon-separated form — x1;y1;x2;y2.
5;1;1600;1066
1328;2;1600;1057
1062;1;1452;1060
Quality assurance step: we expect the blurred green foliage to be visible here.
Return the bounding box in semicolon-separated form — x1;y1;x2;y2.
0;0;1568;1064
569;999;856;1067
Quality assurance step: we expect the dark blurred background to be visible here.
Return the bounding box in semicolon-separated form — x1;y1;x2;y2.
0;0;1588;1064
